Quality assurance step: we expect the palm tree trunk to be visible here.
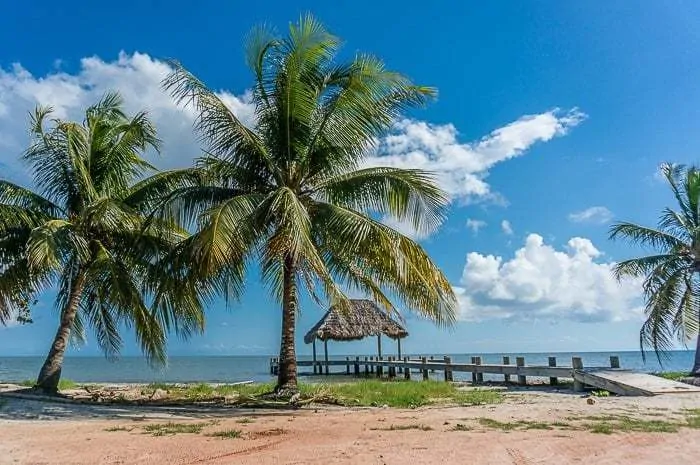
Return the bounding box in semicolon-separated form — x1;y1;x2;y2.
276;254;298;393
35;272;86;394
693;328;700;376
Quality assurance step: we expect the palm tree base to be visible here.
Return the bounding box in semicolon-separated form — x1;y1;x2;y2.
273;384;299;397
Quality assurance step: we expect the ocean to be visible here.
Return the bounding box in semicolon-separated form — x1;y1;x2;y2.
0;350;694;384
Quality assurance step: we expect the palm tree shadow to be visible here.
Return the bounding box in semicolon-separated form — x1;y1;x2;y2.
0;393;302;422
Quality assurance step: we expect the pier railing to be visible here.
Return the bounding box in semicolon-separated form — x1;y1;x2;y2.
270;355;621;390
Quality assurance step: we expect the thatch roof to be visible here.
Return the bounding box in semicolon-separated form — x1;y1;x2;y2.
303;299;408;344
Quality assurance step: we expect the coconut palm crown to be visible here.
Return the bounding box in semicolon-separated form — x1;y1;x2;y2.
155;16;457;392
0;92;206;393
611;163;700;374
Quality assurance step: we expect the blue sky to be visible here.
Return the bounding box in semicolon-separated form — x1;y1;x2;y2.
1;1;699;357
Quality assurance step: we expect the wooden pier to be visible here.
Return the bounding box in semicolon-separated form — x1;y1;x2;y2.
270;355;615;389
270;354;700;396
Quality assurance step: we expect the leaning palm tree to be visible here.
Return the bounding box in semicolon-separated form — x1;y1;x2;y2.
0;92;206;393
611;163;700;375
156;16;457;393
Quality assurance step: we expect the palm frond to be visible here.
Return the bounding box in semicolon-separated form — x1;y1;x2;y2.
315;167;448;237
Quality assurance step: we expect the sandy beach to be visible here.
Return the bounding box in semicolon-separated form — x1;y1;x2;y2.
3;387;700;464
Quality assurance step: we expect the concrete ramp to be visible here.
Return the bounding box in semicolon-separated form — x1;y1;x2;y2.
574;369;700;396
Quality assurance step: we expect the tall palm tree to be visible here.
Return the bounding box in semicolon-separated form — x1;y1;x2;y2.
0;92;206;393
155;16;457;393
611;163;700;375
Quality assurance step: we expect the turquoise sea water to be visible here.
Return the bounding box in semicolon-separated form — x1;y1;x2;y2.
0;350;694;384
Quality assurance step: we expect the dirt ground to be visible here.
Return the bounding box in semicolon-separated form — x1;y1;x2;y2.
3;388;700;464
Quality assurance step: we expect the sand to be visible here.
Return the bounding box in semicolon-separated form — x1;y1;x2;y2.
2;387;700;464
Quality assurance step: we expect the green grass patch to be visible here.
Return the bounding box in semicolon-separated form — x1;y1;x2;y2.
584;418;680;434
142;422;210;436
475;418;575;432
371;423;433;431
476;418;558;431
18;379;78;390
299;380;502;408
206;429;242;439
104;426;132;432
654;372;688;380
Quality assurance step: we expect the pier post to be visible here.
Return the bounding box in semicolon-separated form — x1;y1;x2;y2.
389;356;396;378
503;356;511;383
312;340;317;374
610;355;620;369
470;356;477;384
475;356;483;383
355;356;360;376
346;357;350;375
364;356;369;376
370;356;375;374
430;356;435;373
377;356;383;377
397;339;403;375
421;356;429;381
324;340;329;375
549;356;558;385
516;356;526;385
572;357;584;392
404;357;411;380
444;356;453;382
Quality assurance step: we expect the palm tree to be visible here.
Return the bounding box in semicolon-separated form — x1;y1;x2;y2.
156;16;457;393
611;163;700;375
0;92;206;393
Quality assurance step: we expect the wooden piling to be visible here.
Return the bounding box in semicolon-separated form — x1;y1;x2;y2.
346;357;351;375
516;356;526;385
610;355;620;369
404;357;411;380
377;356;383;377
324;340;329;375
421;356;429;381
549;356;558;385
370;356;375;374
572;356;584;392
475;356;483;383
355;356;360;376
503;356;511;383
470;356;478;384
364;356;369;376
444;356;453;382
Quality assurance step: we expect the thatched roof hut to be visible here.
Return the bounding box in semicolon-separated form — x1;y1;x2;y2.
304;300;408;372
304;299;408;344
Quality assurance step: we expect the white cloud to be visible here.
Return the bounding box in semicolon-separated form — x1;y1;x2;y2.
568;206;614;224
454;234;643;323
0;52;255;183
466;218;487;235
367;108;586;202
501;220;514;235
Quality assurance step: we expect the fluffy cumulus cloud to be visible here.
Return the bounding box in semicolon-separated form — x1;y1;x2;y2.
366;109;586;202
454;234;643;322
568;206;614;224
501;220;514;235
466;218;487;234
0;52;255;183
